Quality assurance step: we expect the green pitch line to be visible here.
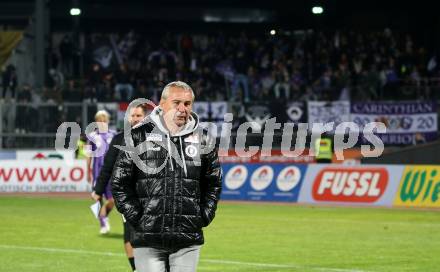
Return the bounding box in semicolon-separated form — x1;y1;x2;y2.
0;196;439;272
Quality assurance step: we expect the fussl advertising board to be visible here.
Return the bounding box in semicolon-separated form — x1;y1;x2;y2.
298;164;404;206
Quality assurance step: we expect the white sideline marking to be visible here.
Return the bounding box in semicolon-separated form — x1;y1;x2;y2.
222;214;440;228
202;259;369;272
0;244;124;256
0;244;370;272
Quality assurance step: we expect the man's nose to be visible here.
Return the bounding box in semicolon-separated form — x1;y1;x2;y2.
177;104;186;112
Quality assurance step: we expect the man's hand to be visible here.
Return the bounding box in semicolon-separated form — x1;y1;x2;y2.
91;191;102;202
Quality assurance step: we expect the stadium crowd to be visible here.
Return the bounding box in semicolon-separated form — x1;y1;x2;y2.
1;28;440;148
3;28;440;105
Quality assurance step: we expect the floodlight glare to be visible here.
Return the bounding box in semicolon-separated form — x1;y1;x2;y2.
70;8;81;16
312;6;323;14
270;29;276;36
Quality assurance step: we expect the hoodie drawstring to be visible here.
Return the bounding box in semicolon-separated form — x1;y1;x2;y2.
166;133;174;171
167;133;187;177
179;137;188;177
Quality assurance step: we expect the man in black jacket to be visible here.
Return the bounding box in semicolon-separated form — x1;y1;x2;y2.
111;81;222;272
92;103;149;272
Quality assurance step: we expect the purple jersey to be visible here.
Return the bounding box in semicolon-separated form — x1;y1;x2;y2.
87;130;115;185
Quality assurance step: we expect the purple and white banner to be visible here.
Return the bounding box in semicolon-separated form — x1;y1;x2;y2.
351;101;438;145
193;102;210;121
308;101;351;133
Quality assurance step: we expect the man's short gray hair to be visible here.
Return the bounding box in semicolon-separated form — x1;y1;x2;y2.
161;81;195;101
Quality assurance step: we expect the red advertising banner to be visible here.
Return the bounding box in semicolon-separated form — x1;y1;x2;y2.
311;167;389;203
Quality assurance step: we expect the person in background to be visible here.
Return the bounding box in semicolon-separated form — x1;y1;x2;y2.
92;103;149;272
413;132;426;145
315;132;334;163
87;110;116;234
75;133;88;159
2;64;18;100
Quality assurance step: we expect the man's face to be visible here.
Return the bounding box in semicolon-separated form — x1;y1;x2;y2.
160;87;193;127
95;116;109;132
129;107;145;127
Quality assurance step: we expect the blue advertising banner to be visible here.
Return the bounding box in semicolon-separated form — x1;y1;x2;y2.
221;163;308;202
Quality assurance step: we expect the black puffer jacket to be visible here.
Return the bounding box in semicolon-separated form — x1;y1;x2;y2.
111;106;222;250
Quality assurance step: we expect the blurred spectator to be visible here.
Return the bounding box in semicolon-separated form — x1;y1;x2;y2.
17;84;32;102
133;82;149;100
47;68;65;89
413;132;427;145
274;64;290;100
114;64;134;101
2;64;18;99
148;47;177;74
63;80;83;102
180;33;193;69
260;71;276;100
76;133;88;159
89;63;103;86
62;80;83;124
15;85;33;133
59;35;74;76
83;85;98;103
231;49;250;102
290;68;305;100
99;79;114;101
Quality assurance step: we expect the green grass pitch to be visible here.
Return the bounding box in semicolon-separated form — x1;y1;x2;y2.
0;196;439;271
